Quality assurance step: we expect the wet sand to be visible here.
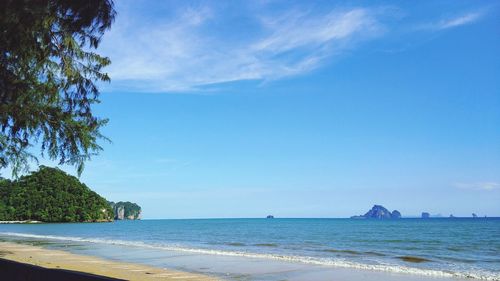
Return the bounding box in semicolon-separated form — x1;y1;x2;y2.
0;242;219;281
0;240;480;281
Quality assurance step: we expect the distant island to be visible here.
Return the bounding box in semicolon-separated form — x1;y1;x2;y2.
109;201;141;220
351;207;486;219
351;205;401;219
0;166;140;223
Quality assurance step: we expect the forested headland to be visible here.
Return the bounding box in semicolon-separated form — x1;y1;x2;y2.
0;166;113;222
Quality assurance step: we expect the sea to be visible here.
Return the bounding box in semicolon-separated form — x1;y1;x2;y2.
1;218;499;281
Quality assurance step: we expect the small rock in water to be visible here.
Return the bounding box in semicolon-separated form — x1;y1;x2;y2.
391;210;402;219
398;256;432;263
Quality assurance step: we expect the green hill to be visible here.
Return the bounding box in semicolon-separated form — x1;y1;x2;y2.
0;166;113;222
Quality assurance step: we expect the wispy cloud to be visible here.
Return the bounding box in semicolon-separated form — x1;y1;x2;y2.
438;12;482;29
453;182;500;191
100;4;384;92
420;12;483;31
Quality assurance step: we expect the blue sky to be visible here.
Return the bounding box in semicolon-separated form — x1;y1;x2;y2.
4;0;500;218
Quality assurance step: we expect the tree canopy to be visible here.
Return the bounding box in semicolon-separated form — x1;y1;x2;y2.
0;0;116;176
0;166;113;222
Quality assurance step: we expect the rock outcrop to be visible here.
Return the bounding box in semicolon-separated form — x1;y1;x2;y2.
351;205;402;219
109;201;141;220
391;210;402;219
115;205;125;220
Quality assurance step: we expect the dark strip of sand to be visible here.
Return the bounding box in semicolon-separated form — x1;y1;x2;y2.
0;258;125;281
0;242;218;281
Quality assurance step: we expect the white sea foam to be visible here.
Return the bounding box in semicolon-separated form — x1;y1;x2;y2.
1;232;499;280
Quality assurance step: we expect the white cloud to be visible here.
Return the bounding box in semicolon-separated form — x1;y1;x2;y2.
99;4;384;92
453;182;500;191
253;9;379;54
421;12;483;31
438;13;482;29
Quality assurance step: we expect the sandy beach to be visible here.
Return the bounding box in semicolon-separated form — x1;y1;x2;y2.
0;221;42;224
0;242;219;281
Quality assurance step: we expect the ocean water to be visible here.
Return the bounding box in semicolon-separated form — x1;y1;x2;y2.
1;218;499;280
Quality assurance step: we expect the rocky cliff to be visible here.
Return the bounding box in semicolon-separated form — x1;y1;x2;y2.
351;205;402;219
109;201;141;220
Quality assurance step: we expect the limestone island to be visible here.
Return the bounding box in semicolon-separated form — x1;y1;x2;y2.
351;205;402;219
109;201;142;220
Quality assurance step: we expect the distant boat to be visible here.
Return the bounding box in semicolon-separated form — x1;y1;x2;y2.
266;215;274;219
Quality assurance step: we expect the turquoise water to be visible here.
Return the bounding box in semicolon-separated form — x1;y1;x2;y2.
1;218;499;280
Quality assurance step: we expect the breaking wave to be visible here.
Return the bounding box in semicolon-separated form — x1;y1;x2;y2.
1;232;499;281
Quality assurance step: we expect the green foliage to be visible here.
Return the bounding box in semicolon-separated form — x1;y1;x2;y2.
0;0;116;176
0;166;113;222
109;201;141;220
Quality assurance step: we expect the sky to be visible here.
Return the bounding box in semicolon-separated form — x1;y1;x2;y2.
4;0;500;218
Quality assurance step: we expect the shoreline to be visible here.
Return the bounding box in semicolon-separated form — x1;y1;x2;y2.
0;242;219;281
0;232;484;280
0;221;42;224
0;239;485;281
1;218;498;281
